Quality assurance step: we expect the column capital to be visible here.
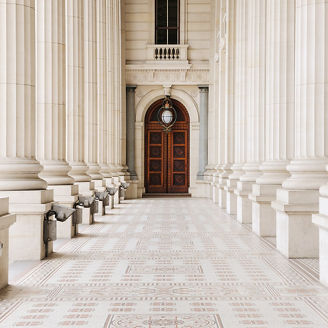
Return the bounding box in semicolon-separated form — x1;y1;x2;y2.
126;85;137;92
198;85;209;92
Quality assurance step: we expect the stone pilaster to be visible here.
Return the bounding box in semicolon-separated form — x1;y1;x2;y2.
126;85;137;180
125;85;139;200
273;0;328;258
197;86;209;180
250;0;294;237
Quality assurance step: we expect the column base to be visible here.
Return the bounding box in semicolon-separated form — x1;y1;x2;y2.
0;190;54;262
235;181;253;224
112;177;121;204
50;185;79;239
0;197;16;289
313;214;328;287
93;179;105;192
125;180;139;199
81;207;93;225
249;184;278;237
224;179;238;215
76;181;95;196
272;189;319;258
218;187;227;209
190;180;210;198
212;183;218;204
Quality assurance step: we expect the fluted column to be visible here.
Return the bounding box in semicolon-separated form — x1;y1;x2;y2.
66;0;90;183
36;0;74;186
0;0;47;191
219;0;235;209
236;0;266;224
36;0;79;239
211;0;222;204
197;86;209;180
215;1;227;206
0;0;53;261
112;0;124;177
273;0;328;258
97;0;111;181
226;0;245;216
84;0;102;183
251;0;294;237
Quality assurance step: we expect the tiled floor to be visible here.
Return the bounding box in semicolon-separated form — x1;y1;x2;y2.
0;197;328;328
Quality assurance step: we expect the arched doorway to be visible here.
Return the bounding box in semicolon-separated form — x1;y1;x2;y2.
145;98;190;194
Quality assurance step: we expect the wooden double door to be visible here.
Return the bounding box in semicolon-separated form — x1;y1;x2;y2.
145;99;190;193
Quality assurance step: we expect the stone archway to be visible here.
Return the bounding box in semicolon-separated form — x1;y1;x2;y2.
134;88;200;197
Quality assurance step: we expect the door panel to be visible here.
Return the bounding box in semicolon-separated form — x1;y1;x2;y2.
146;130;166;193
145;99;189;194
168;130;188;193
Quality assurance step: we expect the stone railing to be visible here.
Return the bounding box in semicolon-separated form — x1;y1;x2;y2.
146;44;189;62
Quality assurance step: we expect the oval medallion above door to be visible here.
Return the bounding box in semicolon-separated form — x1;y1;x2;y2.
145;99;190;193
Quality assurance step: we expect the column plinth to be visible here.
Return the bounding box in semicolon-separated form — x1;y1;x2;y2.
225;163;244;215
273;159;328;258
313;183;328;286
236;163;261;224
0;197;15;289
218;164;232;209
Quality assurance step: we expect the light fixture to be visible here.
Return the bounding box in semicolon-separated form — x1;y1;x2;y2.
157;96;177;132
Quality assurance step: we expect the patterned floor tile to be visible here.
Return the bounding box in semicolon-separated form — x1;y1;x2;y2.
0;198;327;327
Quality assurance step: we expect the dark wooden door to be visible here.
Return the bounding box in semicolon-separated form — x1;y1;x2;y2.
145;99;189;193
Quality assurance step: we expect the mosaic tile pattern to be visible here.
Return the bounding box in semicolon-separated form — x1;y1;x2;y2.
0;198;328;327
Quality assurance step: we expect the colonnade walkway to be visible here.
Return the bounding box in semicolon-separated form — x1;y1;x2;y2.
0;198;328;327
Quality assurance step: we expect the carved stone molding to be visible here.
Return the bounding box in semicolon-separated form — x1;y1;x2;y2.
125;67;210;85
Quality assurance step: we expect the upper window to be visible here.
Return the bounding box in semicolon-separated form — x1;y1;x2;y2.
155;0;180;44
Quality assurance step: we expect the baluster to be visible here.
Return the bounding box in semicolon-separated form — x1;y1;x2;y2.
164;48;167;59
159;48;163;59
168;48;171;59
155;48;158;60
176;48;180;59
172;48;175;59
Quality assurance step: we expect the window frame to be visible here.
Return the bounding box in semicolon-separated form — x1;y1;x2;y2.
155;0;180;45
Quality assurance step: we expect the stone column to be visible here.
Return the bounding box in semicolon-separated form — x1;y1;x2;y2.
215;2;227;207
311;4;328;285
84;0;105;201
250;0;294;237
97;0;111;185
0;0;53;261
0;198;15;289
36;0;79;238
124;85;139;199
66;0;94;224
273;0;328;258
105;0;119;203
226;0;245;216
219;0;235;210
126;86;137;180
197;86;209;180
236;0;265;224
